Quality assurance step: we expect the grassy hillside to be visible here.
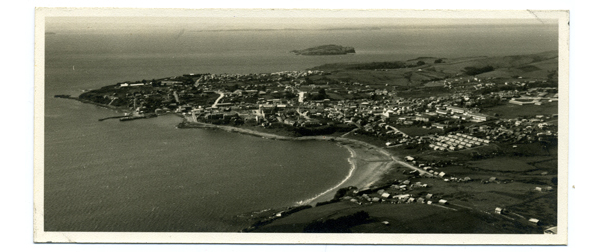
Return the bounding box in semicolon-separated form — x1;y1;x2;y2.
251;201;544;233
308;51;558;86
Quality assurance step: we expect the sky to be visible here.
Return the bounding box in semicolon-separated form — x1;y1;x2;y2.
43;10;561;33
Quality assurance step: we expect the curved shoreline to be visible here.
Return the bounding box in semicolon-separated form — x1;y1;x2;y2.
178;121;423;205
295;144;357;206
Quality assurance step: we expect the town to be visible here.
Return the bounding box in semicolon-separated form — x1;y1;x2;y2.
72;51;559;234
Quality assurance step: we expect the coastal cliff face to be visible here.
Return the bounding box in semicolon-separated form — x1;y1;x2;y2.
291;44;356;55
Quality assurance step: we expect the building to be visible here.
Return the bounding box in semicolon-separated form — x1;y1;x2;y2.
468;112;489;122
161;80;184;86
436;109;449;115
446;106;466;114
283;118;296;126
509;98;536;105
432;123;446;129
415;115;431;122
529;218;540;225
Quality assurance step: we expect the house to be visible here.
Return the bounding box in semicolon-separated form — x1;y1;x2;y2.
495;207;504;214
446;106;466;114
161;80;183;86
436;109;449;115
529;218;540;225
393;194;411;200
438;199;448;205
415;115;431;122
283;118;296;126
469;112;489;122
432;123;446;129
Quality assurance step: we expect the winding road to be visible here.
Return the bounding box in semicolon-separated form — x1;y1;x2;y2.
212;91;225;108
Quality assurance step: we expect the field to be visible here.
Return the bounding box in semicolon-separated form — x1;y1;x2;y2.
468;157;538;172
484;101;558;119
252;200;544;233
396;126;443;136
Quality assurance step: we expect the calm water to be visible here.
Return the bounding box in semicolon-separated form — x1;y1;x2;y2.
44;23;558;232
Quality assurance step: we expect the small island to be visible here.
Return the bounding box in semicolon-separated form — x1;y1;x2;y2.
291;44;356;56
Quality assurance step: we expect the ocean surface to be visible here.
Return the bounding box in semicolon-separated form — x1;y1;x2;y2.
43;23;558;232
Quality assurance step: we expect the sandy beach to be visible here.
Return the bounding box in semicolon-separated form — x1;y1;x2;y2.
179;121;411;205
296;142;397;205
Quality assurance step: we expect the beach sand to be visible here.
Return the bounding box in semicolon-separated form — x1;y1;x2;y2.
296;143;396;205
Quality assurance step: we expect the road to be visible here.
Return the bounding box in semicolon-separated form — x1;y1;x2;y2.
386;125;408;137
296;108;310;120
211;91;225;108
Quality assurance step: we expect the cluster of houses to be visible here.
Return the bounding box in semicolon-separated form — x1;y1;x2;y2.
429;133;490;151
109;69;559;159
534;186;554;192
183;70;326;85
495;206;552;230
469;116;558;144
339;178;450;207
434;105;490;123
404;156;474;184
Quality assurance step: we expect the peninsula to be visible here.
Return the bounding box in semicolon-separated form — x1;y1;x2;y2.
59;50;559;234
291;44;356;55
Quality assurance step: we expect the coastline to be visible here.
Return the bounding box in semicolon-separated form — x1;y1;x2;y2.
295;143;396;205
178;121;405;205
54;96;419;207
